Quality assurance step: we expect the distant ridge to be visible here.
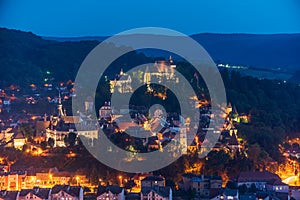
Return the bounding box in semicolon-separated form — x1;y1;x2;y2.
1;27;300;85
42;32;300;72
42;36;108;42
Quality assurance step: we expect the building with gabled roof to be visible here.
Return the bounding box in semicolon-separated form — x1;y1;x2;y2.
235;171;285;192
50;185;83;200
96;185;125;200
141;176;165;188
140;186;172;200
0;190;19;200
13;132;26;150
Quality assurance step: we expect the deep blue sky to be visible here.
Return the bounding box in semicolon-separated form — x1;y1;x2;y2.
1;0;300;37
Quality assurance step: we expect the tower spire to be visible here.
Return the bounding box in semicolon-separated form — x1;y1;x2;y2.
169;55;173;64
57;90;64;117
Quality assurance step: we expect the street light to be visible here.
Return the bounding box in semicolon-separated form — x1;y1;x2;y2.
118;176;122;186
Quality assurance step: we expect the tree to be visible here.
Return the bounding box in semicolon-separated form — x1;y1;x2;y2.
22;144;30;152
124;180;136;192
249;183;257;193
238;184;248;194
40;141;47;149
64;132;77;147
204;150;230;174
48;138;55;148
226;181;237;189
89;164;99;185
18;124;35;142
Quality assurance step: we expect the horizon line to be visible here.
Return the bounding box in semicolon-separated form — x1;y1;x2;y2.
2;27;300;38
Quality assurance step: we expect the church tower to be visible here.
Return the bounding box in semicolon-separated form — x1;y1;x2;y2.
57;92;65;117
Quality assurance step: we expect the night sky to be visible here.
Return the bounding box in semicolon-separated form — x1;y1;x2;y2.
0;0;300;36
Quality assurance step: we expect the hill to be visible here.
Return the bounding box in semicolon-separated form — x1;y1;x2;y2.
43;32;300;72
0;28;99;86
1;27;300;86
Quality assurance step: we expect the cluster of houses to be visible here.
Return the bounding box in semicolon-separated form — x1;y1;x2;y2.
179;171;295;200
1;171;299;200
0;175;172;200
0;185;83;200
0;167;90;191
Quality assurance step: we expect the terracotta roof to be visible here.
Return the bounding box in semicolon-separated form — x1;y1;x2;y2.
14;132;25;139
117;122;137;131
63;116;81;124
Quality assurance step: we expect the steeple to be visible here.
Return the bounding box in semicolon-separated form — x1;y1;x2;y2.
57;91;64;117
120;68;124;76
169;55;173;64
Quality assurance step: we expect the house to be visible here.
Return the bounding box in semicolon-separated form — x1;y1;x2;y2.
141;186;172;200
0;127;16;145
99;102;113;119
32;188;51;200
190;177;210;197
19;187;51;200
18;189;32;200
96;185;125;200
235;171;283;191
290;186;300;199
0;190;19;200
266;179;289;193
141;176;165;188
181;173;222;195
110;69;133;94
50;185;83;200
1;171;26;191
0;158;10;173
13;132;26;150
